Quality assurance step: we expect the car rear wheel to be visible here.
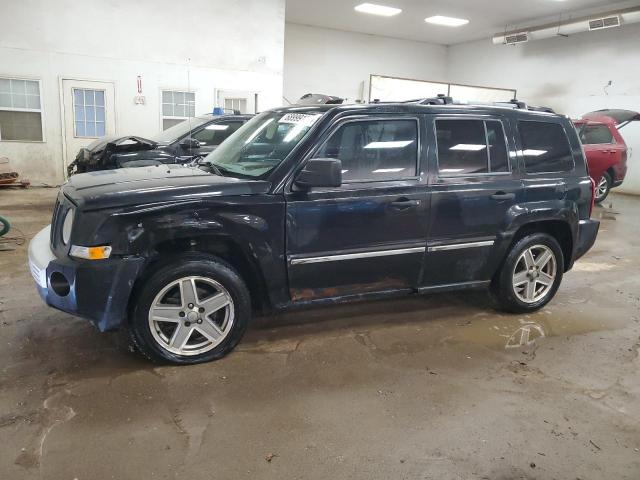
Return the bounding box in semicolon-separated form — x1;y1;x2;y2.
595;172;611;204
491;233;564;313
129;255;251;364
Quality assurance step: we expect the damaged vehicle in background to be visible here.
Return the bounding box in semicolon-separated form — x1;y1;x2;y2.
67;114;252;176
575;109;639;203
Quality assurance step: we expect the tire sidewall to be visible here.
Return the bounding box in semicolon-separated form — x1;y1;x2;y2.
497;233;564;313
130;256;251;365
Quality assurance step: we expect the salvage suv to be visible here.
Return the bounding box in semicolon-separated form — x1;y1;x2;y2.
28;100;599;365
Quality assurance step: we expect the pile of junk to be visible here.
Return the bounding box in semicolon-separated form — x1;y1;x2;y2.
0;157;29;189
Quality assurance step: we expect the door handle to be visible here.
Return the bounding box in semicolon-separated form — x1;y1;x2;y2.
389;198;420;210
490;192;515;201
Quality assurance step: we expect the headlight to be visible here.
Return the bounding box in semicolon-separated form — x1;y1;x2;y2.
62;209;74;245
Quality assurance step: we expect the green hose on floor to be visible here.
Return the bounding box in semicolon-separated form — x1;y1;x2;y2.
0;215;10;237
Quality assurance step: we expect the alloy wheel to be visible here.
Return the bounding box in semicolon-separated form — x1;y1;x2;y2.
148;276;234;356
512;245;557;304
596;176;608;200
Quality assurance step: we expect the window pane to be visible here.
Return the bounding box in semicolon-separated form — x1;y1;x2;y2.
94;90;105;107
0;110;43;141
10;80;25;95
26;95;40;109
75;106;85;121
173;92;185;105
74;89;84;106
25;81;39;95
162;103;173;116
85;106;95;121
188;105;195;117
436;119;488;175
486;120;509;172
580;125;613;145
12;94;26;108
75;121;85;137
96;122;105;137
84;90;94;106
163;118;183;130
519;121;574;173
85;122;96;137
186;92;195;103
0;93;10;108
315;119;418;182
162;91;173;103
0;79;10;94
95;106;105;122
174;104;185;117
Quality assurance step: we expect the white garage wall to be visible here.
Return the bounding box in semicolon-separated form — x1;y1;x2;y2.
447;23;640;195
283;23;448;105
0;0;285;185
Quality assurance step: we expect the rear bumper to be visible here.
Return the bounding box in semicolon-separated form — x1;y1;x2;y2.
28;225;145;332
574;219;600;261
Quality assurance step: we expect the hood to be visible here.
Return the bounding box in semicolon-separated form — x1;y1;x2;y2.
81;136;158;154
582;109;640;129
63;165;271;211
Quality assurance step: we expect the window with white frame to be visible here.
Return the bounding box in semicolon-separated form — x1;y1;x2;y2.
0;78;43;141
162;90;195;130
73;88;106;138
224;98;247;114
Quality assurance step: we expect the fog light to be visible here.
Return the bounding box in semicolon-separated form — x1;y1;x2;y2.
70;245;112;260
50;272;70;297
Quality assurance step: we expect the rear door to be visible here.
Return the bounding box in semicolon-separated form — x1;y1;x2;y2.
285;114;430;301
423;114;522;288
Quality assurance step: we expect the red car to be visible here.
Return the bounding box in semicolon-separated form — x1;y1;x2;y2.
574;109;639;203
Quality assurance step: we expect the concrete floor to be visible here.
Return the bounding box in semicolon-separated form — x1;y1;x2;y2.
0;188;639;480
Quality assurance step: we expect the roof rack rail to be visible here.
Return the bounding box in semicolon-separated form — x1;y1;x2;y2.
404;94;454;105
493;99;556;114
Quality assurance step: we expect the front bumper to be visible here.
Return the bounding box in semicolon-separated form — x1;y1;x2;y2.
574;219;600;261
28;225;145;332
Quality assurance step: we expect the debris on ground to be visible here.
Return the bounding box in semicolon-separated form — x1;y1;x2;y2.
265;453;278;463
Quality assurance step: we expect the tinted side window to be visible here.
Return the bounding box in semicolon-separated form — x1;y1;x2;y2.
315;119;418;182
193;121;243;146
436;119;509;175
580;124;614;145
519;121;574;174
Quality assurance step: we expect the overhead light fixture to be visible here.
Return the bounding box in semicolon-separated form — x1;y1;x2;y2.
425;15;469;27
354;3;402;17
450;144;486;151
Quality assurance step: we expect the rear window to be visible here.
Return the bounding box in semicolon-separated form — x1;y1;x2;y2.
519;121;574;174
578;124;614;145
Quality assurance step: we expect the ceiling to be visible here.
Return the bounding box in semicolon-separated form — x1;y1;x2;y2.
286;0;640;45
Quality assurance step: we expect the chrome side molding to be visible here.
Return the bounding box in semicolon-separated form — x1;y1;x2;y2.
290;246;426;266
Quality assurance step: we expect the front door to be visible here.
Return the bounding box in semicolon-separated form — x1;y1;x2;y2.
62;79;116;174
423;115;522;287
285;115;429;302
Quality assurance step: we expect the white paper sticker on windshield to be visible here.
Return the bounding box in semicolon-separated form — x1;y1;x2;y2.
279;113;322;127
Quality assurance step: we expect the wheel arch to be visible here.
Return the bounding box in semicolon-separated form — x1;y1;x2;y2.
503;220;574;273
130;235;270;316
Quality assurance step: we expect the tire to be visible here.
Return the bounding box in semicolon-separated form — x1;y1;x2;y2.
129;255;251;365
595;172;611;204
491;233;564;314
0;215;10;237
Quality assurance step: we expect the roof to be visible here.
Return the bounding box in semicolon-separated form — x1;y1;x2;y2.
272;102;562;119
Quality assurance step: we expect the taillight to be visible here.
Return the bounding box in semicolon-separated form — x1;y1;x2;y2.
589;176;596;217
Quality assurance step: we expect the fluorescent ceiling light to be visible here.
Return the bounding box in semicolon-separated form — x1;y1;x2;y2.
354;3;402;17
522;149;548;156
206;124;229;131
440;168;465;173
364;140;414;149
425;15;469;27
450;144;486;151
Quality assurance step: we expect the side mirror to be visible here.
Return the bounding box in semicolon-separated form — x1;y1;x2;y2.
294;158;342;190
180;137;200;149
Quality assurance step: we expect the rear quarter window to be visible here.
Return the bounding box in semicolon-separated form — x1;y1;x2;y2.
579;124;614;145
518;121;574;174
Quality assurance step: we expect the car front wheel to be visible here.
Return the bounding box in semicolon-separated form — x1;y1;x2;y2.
492;233;564;313
129;255;251;364
595;172;611;204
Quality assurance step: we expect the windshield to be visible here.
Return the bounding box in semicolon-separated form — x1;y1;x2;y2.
202;111;323;178
151;117;210;144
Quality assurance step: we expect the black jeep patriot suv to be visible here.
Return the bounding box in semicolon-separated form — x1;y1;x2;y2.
28;101;599;364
